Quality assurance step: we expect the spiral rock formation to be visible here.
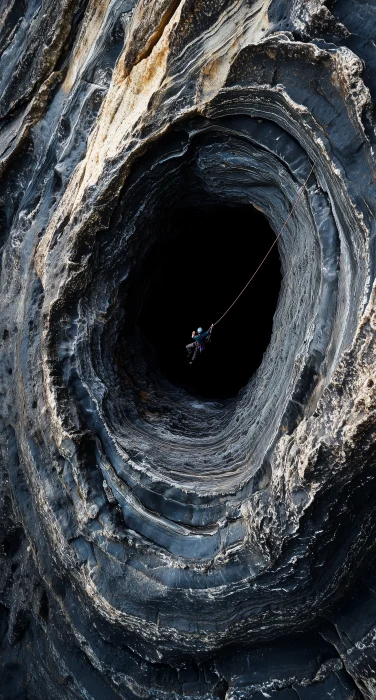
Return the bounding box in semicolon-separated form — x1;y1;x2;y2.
1;0;376;698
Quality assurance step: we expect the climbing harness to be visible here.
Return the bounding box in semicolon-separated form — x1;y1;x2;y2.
212;164;315;328
187;328;213;364
195;329;212;351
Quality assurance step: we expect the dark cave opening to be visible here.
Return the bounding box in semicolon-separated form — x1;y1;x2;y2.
137;205;282;400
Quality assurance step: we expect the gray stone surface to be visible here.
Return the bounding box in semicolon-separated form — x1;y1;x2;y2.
1;0;376;698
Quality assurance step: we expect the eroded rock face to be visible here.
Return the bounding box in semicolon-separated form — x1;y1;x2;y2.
1;1;376;698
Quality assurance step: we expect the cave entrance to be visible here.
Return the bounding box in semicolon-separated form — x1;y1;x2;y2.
138;205;281;400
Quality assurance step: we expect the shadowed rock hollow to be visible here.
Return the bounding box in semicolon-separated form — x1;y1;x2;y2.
1;1;376;698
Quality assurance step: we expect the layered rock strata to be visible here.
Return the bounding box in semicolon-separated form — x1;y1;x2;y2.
1;0;376;698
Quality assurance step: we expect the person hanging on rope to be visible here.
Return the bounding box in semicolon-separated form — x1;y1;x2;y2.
186;325;214;364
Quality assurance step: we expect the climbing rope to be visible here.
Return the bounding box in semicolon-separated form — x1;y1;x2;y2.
213;163;315;327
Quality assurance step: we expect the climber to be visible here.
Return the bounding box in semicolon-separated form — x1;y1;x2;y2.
186;325;214;364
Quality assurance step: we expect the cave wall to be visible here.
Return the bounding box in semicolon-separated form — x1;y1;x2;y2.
1;0;376;698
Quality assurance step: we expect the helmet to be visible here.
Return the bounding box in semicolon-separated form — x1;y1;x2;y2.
197;327;203;334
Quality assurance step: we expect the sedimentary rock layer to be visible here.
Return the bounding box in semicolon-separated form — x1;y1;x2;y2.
1;0;376;698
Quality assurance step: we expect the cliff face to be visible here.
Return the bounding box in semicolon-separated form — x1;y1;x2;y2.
1;1;376;698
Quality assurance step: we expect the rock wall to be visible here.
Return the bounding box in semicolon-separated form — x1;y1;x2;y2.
1;1;376;698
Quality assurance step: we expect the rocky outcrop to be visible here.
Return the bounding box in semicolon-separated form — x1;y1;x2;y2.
1;1;376;698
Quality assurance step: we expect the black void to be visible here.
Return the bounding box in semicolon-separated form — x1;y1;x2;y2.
138;205;281;400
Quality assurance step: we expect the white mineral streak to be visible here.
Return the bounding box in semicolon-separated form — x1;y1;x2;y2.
195;0;271;103
62;0;113;93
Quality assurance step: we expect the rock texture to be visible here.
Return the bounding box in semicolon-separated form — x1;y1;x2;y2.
1;0;376;698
